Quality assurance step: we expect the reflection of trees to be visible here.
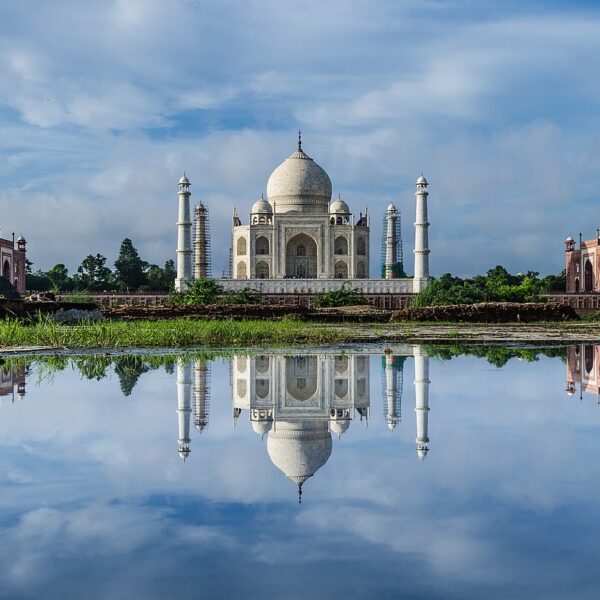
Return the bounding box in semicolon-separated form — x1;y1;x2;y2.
2;353;210;397
425;345;566;367
113;356;151;396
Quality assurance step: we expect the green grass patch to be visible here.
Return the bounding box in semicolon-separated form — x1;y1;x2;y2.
0;318;353;349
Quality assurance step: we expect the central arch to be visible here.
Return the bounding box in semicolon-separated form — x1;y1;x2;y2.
2;260;10;281
286;233;317;278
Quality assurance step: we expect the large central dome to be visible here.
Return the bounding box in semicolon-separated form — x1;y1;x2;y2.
266;143;332;214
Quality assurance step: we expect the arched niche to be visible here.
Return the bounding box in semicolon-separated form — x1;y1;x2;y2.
357;237;366;256
236;261;247;278
334;260;348;279
256;260;270;279
255;236;270;255
334;236;348;255
237;237;247;255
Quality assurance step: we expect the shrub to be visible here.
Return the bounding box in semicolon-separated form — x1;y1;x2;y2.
312;285;368;308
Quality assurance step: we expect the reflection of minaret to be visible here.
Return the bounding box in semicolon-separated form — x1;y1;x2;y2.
193;360;210;433
383;353;404;430
176;360;192;460
414;347;430;460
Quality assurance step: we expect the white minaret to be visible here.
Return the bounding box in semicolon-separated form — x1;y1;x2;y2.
413;346;430;460
384;353;400;430
413;174;430;293
176;175;193;292
385;204;398;279
177;360;192;460
194;359;210;433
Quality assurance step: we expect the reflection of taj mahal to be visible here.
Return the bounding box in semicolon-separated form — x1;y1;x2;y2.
175;349;432;502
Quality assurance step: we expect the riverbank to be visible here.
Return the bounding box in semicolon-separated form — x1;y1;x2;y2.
0;319;599;351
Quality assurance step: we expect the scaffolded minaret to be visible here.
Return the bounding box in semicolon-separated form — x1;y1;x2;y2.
413;346;430;460
176;175;193;292
413;175;430;293
194;202;211;279
176;359;192;460
193;359;210;433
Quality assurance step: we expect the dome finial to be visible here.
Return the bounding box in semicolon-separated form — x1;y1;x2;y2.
298;130;302;151
298;482;303;504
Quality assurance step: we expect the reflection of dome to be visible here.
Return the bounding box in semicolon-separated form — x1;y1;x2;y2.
251;197;273;214
267;420;332;498
266;146;332;214
330;419;350;438
178;448;190;460
252;419;273;436
417;447;428;461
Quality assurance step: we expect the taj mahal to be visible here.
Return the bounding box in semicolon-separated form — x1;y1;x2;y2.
176;133;431;300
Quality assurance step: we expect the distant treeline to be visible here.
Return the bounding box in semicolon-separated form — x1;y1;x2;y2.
412;266;565;307
26;238;176;293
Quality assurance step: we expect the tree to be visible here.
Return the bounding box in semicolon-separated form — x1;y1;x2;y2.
114;238;147;290
76;254;113;291
144;259;177;291
25;270;53;292
46;264;73;291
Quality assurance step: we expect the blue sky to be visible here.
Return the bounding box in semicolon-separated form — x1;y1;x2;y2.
1;0;600;276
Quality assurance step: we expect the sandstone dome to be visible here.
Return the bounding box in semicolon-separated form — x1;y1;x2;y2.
266;145;332;215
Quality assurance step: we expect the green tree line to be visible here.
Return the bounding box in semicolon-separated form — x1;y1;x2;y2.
412;266;566;307
26;238;176;293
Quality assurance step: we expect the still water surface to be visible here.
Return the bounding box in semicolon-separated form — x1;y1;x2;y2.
0;345;599;599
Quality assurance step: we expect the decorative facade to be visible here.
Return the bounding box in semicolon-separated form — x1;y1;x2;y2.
232;136;370;282
565;234;599;293
0;234;26;294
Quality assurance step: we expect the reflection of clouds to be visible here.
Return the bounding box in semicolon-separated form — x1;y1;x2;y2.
297;506;500;584
1;352;600;596
1;502;236;589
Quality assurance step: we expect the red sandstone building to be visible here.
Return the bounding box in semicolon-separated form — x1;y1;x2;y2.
0;234;26;294
565;234;599;293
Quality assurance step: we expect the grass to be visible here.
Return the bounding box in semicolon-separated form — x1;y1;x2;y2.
0;317;355;349
0;317;597;350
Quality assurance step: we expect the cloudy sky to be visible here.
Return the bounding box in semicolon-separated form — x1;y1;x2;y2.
1;0;599;277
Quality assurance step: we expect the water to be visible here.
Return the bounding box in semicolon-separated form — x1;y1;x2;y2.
0;345;599;599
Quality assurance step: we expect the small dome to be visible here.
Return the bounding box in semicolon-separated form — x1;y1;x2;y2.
179;174;190;184
417;174;428;185
329;195;350;214
16;235;25;243
251;197;273;214
566;390;575;397
417;447;429;461
387;203;397;212
566;235;574;242
178;448;190;460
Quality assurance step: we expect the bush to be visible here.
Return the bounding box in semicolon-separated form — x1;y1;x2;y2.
0;276;21;300
169;278;225;306
226;287;263;305
312;285;368;308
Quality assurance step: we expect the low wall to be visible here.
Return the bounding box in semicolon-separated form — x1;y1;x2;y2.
220;278;415;295
546;293;600;314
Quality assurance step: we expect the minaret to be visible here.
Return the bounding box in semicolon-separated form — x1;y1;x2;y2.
413;346;430;460
413;174;430;293
384;353;400;430
194;202;211;279
385;204;398;279
193;359;210;433
176;175;193;292
176;360;192;460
